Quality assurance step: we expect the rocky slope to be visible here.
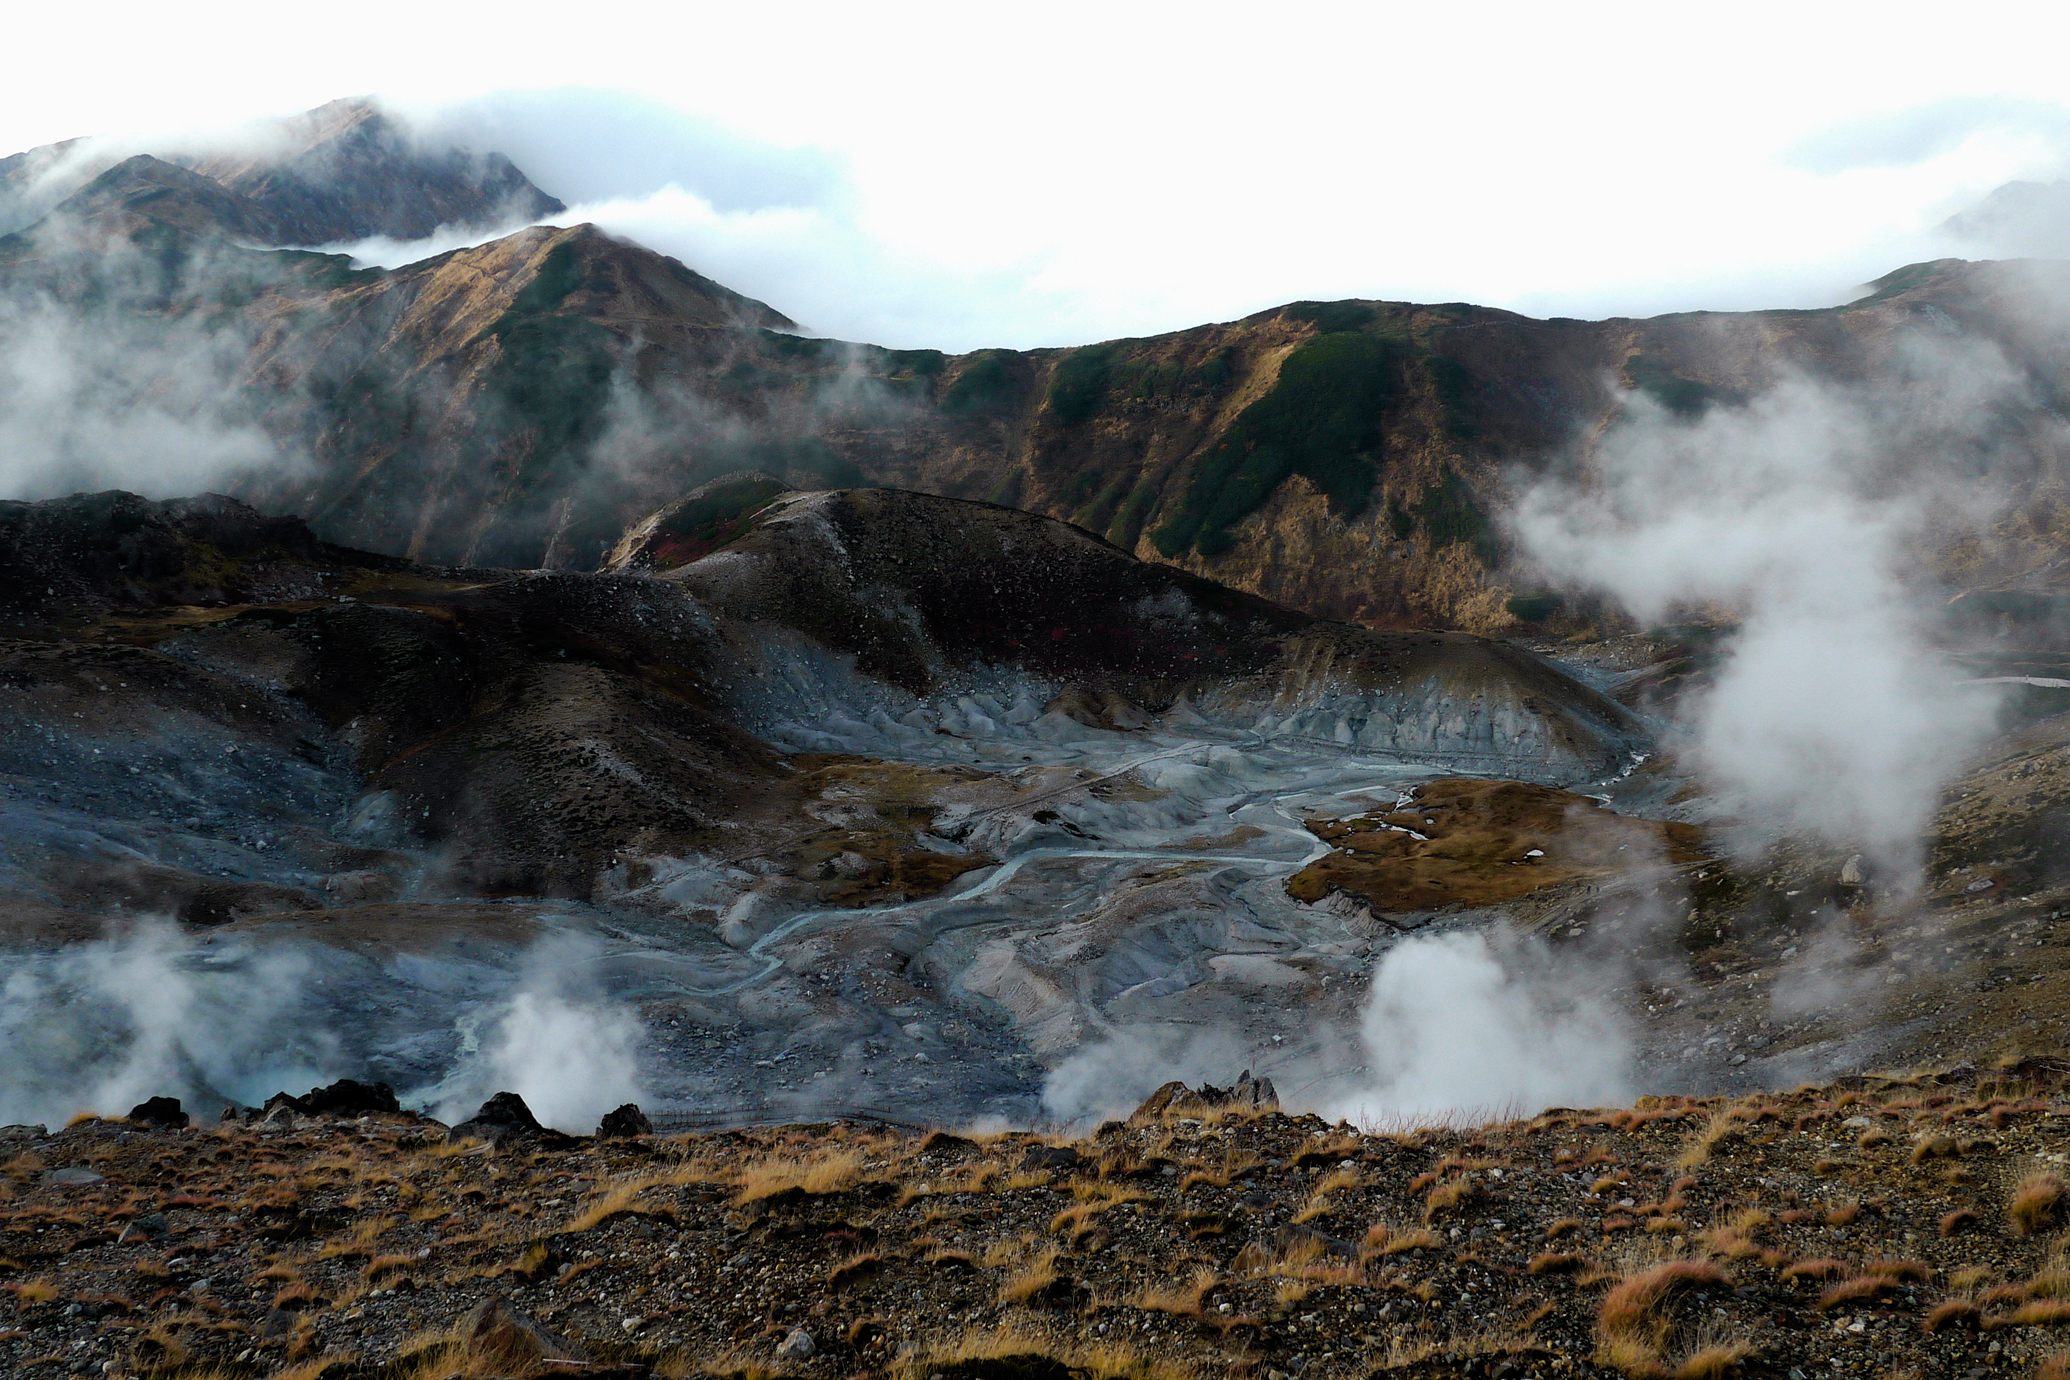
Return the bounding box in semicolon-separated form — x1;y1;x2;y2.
10;1068;2070;1380
11;100;2070;634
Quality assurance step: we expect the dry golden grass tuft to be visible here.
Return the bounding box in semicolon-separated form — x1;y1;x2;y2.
266;1360;360;1380
2005;1299;2070;1326
1293;1165;1360;1224
997;1246;1062;1305
1596;1259;1732;1378
1528;1252;1588;1274
1423;1174;1481;1221
1675;1110;1741;1170
1669;1341;1754;1380
1815;1275;1900;1311
889;1321;1198;1380
827;1251;880;1290
1924;1298;1984;1332
2014;1172;2069;1238
1176;1147;1261;1193
732;1146;867;1204
1941;1207;1981;1237
1134;1265;1221;1317
1360;1221;1439;1256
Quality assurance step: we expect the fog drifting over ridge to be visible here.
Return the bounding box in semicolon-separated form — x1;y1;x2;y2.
24;45;2047;351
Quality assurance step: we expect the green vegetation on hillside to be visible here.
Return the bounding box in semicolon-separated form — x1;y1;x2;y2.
1045;342;1233;427
1285;299;1376;333
1411;466;1498;565
1623;352;1731;418
1504;590;1563;623
487;244;617;485
943;350;1020;416
1046;344;1116;427
1422;352;1480;439
1153;331;1405;558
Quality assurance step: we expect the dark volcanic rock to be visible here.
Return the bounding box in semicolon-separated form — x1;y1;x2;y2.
300;1078;402;1118
0;489;391;613
125;1096;189;1129
117;1212;169;1243
597;1103;653;1139
1128;1070;1278;1125
450;1091;563;1147
1021;1144;1083;1171
466;1091;540;1128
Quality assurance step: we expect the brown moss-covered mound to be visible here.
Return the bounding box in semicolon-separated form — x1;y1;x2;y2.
1286;779;1708;913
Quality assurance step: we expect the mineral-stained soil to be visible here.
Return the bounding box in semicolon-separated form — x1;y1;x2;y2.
12;1068;2070;1380
1285;779;1709;913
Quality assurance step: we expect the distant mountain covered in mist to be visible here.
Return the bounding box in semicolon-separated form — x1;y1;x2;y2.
6;100;2070;638
0;97;562;243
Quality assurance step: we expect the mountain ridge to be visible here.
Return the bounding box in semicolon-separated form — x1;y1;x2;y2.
7;101;2070;639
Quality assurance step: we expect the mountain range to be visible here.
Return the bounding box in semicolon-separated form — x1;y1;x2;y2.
8;99;2070;638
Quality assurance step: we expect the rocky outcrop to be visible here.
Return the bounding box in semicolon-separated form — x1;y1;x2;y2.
666;487;1643;783
125;1096;188;1129
596;1104;653;1139
1128;1072;1278;1124
448;1092;549;1147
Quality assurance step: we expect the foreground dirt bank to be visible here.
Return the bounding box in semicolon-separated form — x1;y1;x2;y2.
10;1065;2070;1379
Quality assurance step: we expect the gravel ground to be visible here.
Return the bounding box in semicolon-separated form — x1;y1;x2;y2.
10;1066;2070;1380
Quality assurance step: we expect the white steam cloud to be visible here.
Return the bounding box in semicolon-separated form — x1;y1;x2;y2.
0;233;307;503
421;938;646;1134
0;923;646;1135
0;922;334;1128
1514;341;2027;866
1324;931;1632;1126
1040;1023;1250;1126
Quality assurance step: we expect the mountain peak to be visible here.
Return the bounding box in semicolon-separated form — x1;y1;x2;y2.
0;97;564;246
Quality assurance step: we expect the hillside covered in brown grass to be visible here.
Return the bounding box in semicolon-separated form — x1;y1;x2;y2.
11;1064;2070;1380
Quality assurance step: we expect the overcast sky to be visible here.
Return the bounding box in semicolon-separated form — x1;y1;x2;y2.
8;1;2070;350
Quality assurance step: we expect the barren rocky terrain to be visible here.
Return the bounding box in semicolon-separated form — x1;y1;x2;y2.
15;1067;2070;1380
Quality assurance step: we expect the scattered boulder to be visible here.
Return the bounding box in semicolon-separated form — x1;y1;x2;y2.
1128;1071;1278;1124
597;1104;653;1139
777;1327;816;1361
253;1078;403;1121
1840;853;1866;886
44;1167;104;1187
126;1096;189;1129
457;1297;591;1372
304;1078;402;1117
449;1091;569;1147
256;1104;302;1130
117;1212;169;1243
1022;1143;1083;1171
